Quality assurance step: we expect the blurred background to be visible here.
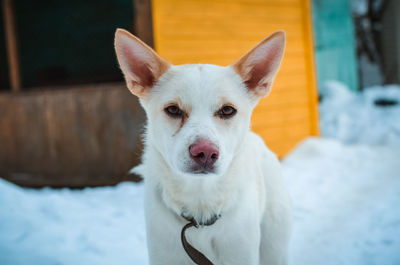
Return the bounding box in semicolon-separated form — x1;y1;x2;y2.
0;0;399;264
0;0;397;187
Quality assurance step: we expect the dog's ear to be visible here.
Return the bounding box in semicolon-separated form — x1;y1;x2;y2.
114;29;170;97
232;31;285;98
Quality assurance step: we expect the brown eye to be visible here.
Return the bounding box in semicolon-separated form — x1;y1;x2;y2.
164;105;183;118
218;105;237;119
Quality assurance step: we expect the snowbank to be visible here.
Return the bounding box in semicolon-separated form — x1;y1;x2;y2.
320;81;400;146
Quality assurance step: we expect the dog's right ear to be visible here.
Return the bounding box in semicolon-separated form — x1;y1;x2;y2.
114;29;170;97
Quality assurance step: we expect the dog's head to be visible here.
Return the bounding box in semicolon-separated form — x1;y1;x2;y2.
115;29;285;178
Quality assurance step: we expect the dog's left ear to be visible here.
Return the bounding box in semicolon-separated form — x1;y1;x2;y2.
114;29;170;97
232;31;286;98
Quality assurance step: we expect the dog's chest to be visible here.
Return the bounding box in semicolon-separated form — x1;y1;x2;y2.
181;201;262;264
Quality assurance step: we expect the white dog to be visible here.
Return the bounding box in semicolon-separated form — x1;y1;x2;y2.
114;29;292;265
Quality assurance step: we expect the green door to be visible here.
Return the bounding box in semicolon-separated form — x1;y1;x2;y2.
312;0;359;91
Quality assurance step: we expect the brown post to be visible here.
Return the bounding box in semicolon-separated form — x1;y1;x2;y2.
133;0;154;48
2;0;21;92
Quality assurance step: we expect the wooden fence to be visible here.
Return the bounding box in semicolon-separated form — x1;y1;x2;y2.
0;83;145;187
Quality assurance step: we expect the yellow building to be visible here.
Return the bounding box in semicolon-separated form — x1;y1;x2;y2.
151;0;319;157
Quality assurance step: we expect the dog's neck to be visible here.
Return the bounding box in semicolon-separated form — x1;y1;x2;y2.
142;140;247;225
181;212;221;227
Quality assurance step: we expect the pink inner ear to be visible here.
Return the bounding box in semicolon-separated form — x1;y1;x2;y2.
244;56;272;90
233;32;285;97
244;43;282;90
120;40;156;88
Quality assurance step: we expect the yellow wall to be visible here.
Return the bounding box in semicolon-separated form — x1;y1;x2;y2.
152;0;319;157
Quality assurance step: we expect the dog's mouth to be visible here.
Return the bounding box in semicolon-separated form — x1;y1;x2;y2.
192;169;214;175
189;164;216;175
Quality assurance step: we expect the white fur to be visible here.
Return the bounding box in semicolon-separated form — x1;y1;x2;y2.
135;65;292;265
115;29;292;265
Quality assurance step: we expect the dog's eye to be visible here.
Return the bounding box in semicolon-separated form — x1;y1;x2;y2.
164;105;183;118
217;105;237;119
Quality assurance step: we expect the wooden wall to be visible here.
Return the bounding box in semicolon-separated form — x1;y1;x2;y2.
152;0;319;157
0;83;145;187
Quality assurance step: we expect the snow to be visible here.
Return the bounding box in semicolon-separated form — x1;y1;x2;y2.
284;138;400;265
0;182;148;265
1;82;400;265
320;81;400;146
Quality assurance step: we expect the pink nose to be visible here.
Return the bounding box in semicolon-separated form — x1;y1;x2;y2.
189;140;219;170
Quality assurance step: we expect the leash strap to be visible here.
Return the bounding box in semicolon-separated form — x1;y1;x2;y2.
180;220;214;265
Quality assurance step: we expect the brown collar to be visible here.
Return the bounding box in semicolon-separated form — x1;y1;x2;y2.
180;214;221;264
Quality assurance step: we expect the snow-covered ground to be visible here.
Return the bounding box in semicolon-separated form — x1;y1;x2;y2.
285;138;400;265
1;82;400;265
